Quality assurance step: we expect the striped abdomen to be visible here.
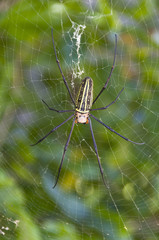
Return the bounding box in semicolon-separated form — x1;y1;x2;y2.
76;77;93;113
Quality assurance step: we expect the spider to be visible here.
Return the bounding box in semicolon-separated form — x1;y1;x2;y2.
31;29;144;189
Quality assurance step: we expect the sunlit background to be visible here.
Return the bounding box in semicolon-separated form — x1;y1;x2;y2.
0;0;159;239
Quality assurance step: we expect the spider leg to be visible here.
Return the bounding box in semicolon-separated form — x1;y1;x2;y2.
53;118;76;188
93;34;117;105
42;99;74;113
89;118;108;188
51;28;75;106
90;114;144;145
90;88;124;111
31;114;74;146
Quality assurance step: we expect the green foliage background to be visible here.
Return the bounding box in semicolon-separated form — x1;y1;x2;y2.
0;0;159;239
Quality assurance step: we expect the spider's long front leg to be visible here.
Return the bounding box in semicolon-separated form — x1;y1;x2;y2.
93;34;117;105
42;99;74;113
53;118;76;188
90;114;144;145
90;88;124;111
51;28;75;106
31;114;74;146
89;118;108;188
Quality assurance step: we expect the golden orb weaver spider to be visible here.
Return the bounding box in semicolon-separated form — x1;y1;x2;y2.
31;29;144;189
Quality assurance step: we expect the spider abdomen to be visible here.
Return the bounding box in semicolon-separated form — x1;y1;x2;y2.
76;77;93;112
75;77;93;124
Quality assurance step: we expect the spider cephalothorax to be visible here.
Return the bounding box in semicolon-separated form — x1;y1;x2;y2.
31;29;144;189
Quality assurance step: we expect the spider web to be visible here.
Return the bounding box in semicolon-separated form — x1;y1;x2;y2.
1;0;159;239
